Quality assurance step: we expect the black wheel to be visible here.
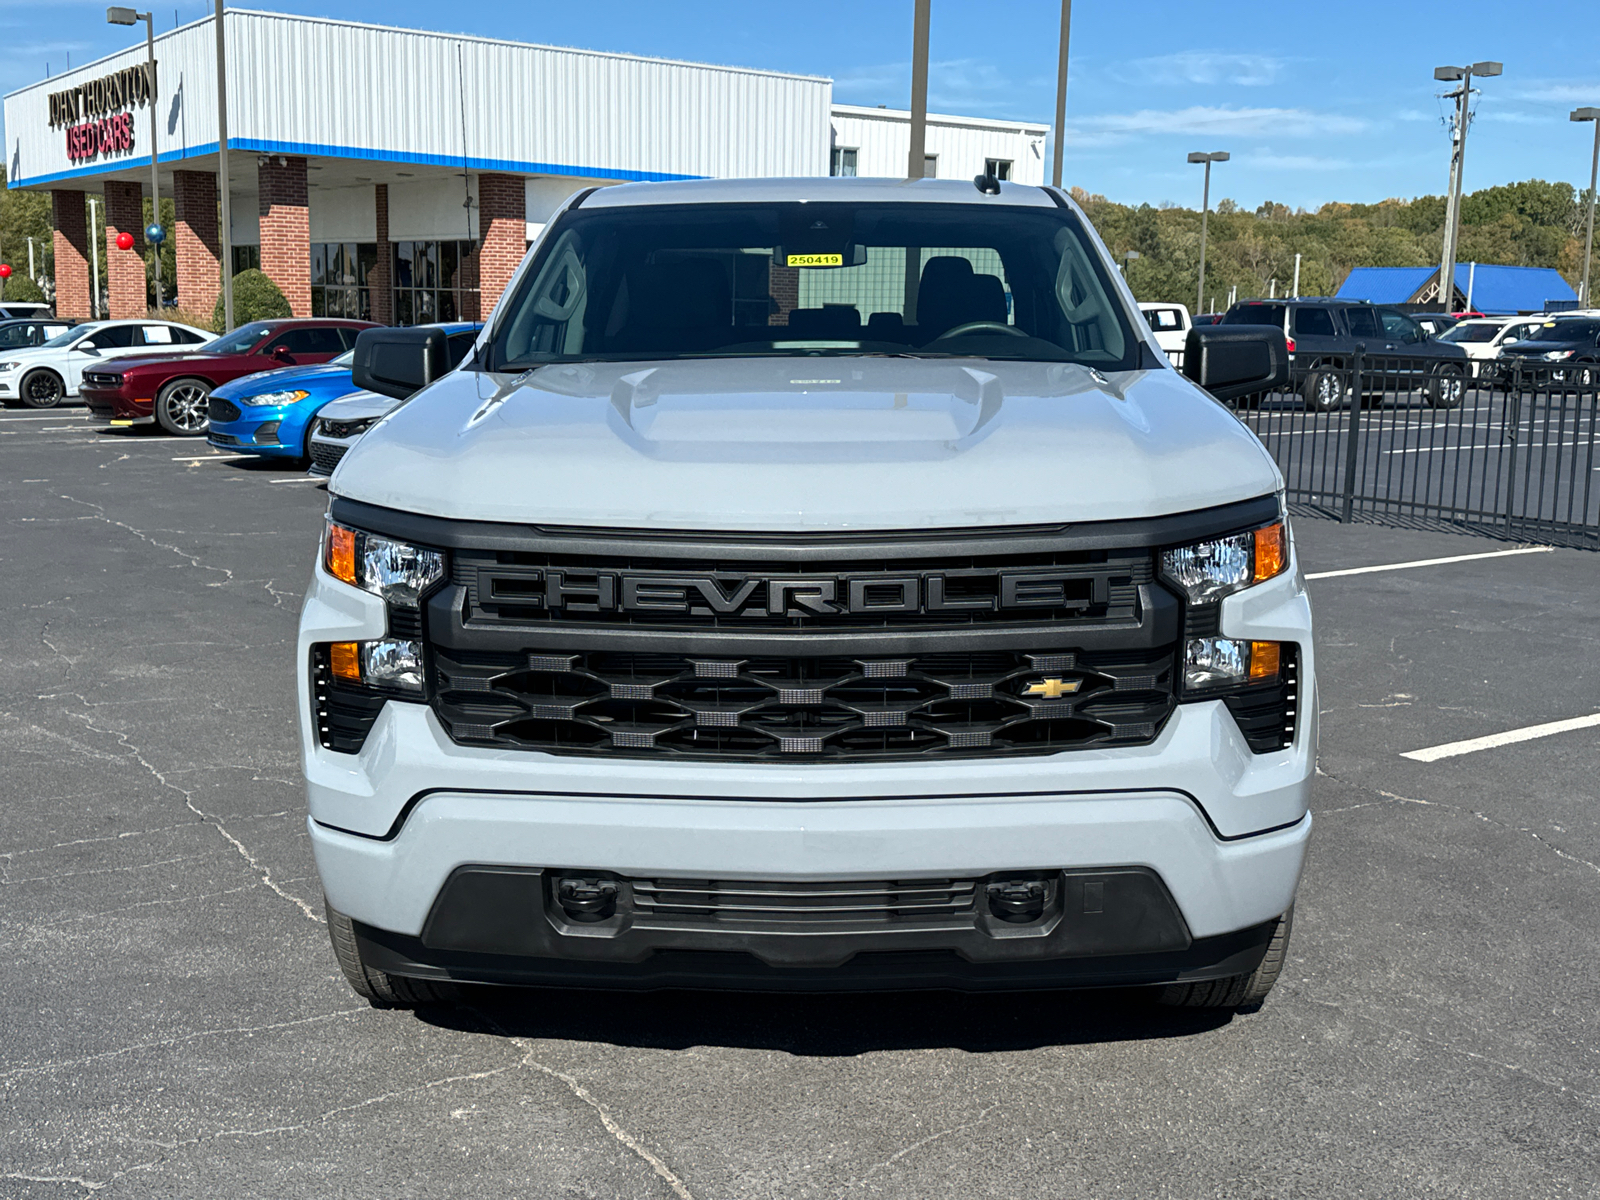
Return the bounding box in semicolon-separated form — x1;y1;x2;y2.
1301;369;1343;412
155;377;212;435
1427;365;1464;410
19;368;65;409
1573;363;1597;390
1158;905;1293;1012
326;898;459;1007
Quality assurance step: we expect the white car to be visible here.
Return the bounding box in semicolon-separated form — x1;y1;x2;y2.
306;389;395;476
1437;315;1544;378
1138;302;1192;364
0;302;55;321
0;318;213;408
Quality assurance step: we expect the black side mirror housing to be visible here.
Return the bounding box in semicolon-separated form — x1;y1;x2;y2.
351;326;451;400
1182;324;1290;403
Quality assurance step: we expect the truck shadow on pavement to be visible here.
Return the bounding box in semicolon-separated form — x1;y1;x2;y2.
417;985;1236;1055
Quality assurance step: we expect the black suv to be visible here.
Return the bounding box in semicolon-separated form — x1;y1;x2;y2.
1219;298;1470;410
1495;316;1600;388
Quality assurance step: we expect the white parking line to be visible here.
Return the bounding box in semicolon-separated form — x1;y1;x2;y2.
172;453;252;462
0;412;95;421
1402;713;1600;762
1305;546;1554;580
269;476;326;485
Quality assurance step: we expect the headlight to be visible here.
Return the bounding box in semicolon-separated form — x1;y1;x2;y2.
237;388;310;407
326;638;424;693
324;522;445;608
1544;350;1574;361
0;362;21;372
1160;520;1288;605
1183;637;1281;691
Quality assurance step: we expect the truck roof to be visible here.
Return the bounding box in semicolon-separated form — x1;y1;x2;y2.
581;175;1062;210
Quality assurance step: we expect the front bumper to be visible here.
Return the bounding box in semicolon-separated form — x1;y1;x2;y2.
209;407;303;456
80;386;153;420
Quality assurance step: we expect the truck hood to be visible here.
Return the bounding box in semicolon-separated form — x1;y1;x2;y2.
330;358;1282;532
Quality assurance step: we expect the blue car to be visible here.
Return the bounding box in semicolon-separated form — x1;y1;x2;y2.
206;322;480;463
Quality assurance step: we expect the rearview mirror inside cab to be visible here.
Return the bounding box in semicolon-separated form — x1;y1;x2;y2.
1182;325;1290;404
351;326;452;400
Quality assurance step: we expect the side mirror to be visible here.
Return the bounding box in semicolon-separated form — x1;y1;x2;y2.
1182;324;1290;403
351;326;450;400
271;343;293;359
74;342;99;354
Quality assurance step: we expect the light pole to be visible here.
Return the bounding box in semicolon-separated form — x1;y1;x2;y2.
906;0;930;180
107;7;163;310
1571;107;1600;307
1121;249;1139;278
216;0;234;331
1051;0;1071;189
1434;61;1501;313
1188;151;1228;316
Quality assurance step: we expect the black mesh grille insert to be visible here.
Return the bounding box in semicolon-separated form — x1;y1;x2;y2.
310;441;349;472
311;645;387;754
432;646;1176;761
623;876;979;932
209;397;242;423
1221;650;1300;753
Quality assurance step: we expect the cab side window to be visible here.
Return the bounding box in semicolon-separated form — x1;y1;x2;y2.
1343;307;1381;339
1292;307;1336;337
446;332;479;367
86;326;140;349
1378;309;1422;343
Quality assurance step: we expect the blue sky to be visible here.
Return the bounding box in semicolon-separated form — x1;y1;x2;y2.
6;0;1600;210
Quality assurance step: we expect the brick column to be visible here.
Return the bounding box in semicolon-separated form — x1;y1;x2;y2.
477;173;526;316
173;170;221;318
51;191;93;320
258;156;311;317
103;179;147;319
370;184;392;325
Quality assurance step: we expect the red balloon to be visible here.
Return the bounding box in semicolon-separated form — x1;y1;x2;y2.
116;231;135;251
0;264;11;279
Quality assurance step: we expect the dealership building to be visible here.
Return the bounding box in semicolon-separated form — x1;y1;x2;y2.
3;10;1048;324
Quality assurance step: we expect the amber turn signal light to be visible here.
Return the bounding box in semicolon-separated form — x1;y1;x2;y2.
1253;522;1287;584
326;523;357;586
329;641;362;683
1249;640;1282;681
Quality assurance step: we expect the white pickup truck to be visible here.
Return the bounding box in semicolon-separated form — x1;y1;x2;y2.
1138;301;1192;365
300;176;1312;1014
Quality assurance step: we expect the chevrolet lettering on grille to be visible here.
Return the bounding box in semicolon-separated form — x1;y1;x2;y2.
478;568;1113;619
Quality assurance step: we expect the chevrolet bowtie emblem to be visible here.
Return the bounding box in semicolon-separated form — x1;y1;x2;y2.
1023;678;1081;699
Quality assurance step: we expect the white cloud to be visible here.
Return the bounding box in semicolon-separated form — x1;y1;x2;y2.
833;58;1043;120
1110;52;1291;88
1507;80;1600;104
1070;105;1368;146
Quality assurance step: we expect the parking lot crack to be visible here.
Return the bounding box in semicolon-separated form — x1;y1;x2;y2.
839;1104;999;1191
468;1006;695;1199
0;1170;107;1192
57;493;235;588
53;699;323;923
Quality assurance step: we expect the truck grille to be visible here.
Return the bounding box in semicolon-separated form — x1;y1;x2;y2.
450;548;1152;630
209;397;242;423
430;646;1176;760
626;876;979;931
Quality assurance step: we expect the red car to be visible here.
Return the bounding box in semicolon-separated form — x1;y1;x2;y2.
80;318;378;435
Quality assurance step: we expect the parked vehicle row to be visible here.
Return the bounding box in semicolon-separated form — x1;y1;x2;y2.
0;318;211;408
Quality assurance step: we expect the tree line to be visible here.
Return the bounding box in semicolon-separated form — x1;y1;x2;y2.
1073;178;1593;313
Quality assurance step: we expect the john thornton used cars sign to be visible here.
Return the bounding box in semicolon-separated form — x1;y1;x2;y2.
47;63;155;163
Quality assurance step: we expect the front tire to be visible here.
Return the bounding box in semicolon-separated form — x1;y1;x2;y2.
19;368;65;409
155;377;212;436
1428;364;1465;410
1158;905;1293;1012
326;898;458;1008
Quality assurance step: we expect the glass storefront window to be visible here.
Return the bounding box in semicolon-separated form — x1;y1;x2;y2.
392;239;481;325
311;241;375;320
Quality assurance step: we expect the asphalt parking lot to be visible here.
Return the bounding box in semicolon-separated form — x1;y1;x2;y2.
3;405;1598;1198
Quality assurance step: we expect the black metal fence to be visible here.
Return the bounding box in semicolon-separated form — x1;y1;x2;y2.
1231;347;1600;550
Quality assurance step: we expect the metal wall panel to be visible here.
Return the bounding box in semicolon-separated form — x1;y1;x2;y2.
6;11;831;189
830;106;1049;186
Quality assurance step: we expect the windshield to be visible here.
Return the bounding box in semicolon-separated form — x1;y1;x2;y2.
42;324;93;349
1219;303;1286;329
330;349;355;367
205;322;275;355
1440;322;1501;343
486;201;1135;370
1519;320;1600;343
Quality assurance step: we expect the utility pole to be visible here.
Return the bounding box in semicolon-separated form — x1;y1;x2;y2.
216;0;234;330
1188;151;1228;317
1434;61;1502;313
106;8;164;309
1571;107;1600;307
90;196;103;319
1292;252;1301;298
1051;0;1071;189
906;0;930;180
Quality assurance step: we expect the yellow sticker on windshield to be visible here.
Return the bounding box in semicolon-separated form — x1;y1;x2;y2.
786;253;843;268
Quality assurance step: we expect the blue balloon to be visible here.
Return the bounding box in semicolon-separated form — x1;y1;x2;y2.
145;223;166;245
